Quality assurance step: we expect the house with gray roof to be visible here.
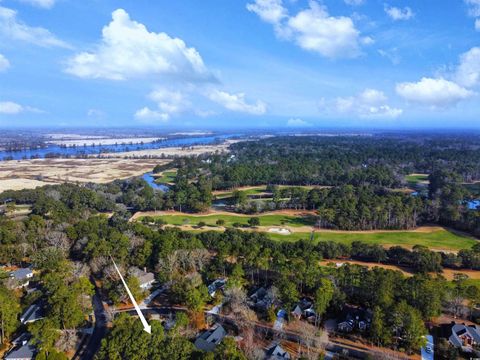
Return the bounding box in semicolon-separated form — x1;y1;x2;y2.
20;304;44;324
265;342;291;359
130;267;155;290
207;278;226;297
4;339;36;360
449;323;480;353
194;324;227;352
9;268;33;289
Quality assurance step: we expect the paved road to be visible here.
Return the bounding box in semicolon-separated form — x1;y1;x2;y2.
119;306;370;359
73;281;107;360
75;296;410;360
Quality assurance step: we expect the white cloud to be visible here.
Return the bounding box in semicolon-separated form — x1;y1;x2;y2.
378;48;400;65
289;1;368;58
0;101;43;114
396;77;474;107
384;5;414;21
0;5;69;47
344;0;364;5
0;53;10;71
247;0;370;58
0;101;23;114
322;88;403;119
358;88;387;104
246;0;287;25
65;9;213;82
207;89;267;115
135;88;190;122
134;107;170;122
16;0;56;9
465;0;480;17
455;47;480;88
149;88;187;114
287;118;311;127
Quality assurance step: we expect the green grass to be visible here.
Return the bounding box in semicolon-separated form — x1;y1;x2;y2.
267;229;477;251
142;213;316;227
154;171;177;184
463;279;480;290
139;212;478;251
214;186;268;199
405;174;429;184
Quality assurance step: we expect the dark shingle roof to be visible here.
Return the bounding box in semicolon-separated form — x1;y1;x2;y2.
4;343;36;360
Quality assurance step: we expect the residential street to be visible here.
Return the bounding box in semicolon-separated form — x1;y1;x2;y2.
74;282;108;360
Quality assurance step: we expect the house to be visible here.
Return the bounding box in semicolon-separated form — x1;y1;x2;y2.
449;323;480;352
131;268;155;290
265;342;291;359
207;278;227;297
249;286;276;311
337;319;355;333
20;304;44;324
291;305;303;320
337;306;372;333
9;268;33;288
4;337;36;360
291;299;316;321
194;324;227;352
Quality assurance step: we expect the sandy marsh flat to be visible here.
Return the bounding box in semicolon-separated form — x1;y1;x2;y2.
103;140;237;158
0;141;237;192
0;158;169;192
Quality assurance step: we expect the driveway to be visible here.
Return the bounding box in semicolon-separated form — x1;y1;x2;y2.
421;335;434;360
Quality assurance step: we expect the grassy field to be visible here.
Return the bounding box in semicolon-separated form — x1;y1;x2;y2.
405;173;429;184
154;170;177;184
137;211;477;251
144;213;316;227
213;184;329;200
214;186;268;199
268;229;477;251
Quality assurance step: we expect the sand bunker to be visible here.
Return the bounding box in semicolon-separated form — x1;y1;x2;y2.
268;228;291;235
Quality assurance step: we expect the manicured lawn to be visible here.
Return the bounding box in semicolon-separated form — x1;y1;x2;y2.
268;229;477;251
405;174;429;184
143;213;316;227
154;171;177;184
214;186;268;199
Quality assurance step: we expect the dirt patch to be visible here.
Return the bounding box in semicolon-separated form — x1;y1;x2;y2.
320;260;480;280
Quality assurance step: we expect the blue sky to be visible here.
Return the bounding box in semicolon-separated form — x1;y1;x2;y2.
0;0;480;129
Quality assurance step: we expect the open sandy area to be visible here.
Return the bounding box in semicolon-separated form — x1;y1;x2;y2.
103;140;237;158
320;259;480;281
0;141;239;192
0;158;169;192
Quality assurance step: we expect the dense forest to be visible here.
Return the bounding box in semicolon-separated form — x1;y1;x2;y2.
166;135;480;189
2;134;480;359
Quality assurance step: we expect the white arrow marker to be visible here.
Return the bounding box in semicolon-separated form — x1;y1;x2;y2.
110;256;151;334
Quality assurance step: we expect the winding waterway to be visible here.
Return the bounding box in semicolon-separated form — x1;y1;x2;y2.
0;134;237;161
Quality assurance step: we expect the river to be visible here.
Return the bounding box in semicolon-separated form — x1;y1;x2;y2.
0;134;238;161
